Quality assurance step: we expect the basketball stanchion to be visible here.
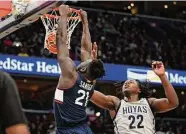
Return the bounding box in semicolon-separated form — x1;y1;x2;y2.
0;0;63;39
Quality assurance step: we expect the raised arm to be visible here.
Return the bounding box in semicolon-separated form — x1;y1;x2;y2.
80;10;92;61
90;90;120;111
149;61;179;113
56;5;76;82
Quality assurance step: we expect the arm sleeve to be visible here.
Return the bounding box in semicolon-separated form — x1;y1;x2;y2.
0;71;27;129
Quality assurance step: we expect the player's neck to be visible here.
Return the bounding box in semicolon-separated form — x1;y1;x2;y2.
83;74;93;82
127;94;139;102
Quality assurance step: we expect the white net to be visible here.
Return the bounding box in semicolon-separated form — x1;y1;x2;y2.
41;8;81;54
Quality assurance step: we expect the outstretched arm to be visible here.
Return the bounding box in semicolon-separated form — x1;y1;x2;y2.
80;10;92;61
90;90;120;111
57;5;76;80
149;61;179;113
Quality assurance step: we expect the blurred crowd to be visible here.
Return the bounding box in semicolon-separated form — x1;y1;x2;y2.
155;119;186;134
25;112;186;134
1;9;186;70
26;113;56;134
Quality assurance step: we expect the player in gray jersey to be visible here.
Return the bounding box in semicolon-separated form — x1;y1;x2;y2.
91;61;179;134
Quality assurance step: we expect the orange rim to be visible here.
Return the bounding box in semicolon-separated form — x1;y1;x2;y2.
41;7;80;20
42;14;80;20
54;7;80;14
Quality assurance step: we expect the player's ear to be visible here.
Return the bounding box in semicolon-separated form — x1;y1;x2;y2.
79;67;87;73
76;65;87;73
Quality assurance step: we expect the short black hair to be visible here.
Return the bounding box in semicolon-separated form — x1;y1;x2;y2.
114;79;152;99
88;59;105;80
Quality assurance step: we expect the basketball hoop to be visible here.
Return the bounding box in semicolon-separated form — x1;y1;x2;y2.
41;7;81;54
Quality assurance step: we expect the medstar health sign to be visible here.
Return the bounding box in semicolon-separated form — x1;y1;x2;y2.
0;54;61;77
0;54;186;86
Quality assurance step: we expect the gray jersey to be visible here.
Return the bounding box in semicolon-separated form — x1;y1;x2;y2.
113;98;155;134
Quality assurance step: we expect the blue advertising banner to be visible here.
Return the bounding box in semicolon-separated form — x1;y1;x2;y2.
0;54;61;77
0;54;186;87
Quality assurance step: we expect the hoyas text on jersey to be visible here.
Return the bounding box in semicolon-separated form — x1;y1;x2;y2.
123;105;148;114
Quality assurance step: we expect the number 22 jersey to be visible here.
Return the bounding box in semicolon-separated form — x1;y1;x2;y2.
113;98;156;134
53;73;94;128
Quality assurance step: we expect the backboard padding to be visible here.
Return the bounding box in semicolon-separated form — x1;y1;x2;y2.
0;0;64;39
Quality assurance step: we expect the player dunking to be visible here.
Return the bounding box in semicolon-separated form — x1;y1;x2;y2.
90;61;179;134
54;5;105;134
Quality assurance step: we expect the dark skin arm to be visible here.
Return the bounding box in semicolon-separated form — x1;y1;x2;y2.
148;61;179;113
90;90;120;111
56;5;77;88
80;10;119;115
80;10;92;61
89;39;119;118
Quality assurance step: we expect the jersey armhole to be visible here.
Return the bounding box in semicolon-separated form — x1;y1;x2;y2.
146;98;156;116
57;72;78;90
112;100;121;121
89;89;95;99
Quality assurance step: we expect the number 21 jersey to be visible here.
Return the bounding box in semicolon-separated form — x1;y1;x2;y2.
113;98;155;134
53;73;94;128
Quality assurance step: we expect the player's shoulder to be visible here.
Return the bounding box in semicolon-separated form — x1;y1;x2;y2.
147;97;156;106
147;98;156;102
107;95;120;100
108;95;120;104
145;98;157;114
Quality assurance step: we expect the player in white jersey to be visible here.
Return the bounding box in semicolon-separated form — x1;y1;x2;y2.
91;61;179;134
112;93;155;134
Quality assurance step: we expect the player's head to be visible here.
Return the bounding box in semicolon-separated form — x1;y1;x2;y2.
115;79;152;100
122;79;152;99
76;59;105;80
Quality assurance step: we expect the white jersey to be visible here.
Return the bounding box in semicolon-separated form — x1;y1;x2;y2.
113;98;155;134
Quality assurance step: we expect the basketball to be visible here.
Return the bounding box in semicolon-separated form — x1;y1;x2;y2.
45;33;57;54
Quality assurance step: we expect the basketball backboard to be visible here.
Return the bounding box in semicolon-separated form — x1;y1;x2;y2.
0;0;64;39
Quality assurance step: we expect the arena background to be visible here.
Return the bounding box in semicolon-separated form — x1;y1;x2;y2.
0;1;186;134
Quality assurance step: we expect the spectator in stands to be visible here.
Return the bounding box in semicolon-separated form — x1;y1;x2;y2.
18;47;29;57
156;127;165;134
1;10;186;70
0;71;30;134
